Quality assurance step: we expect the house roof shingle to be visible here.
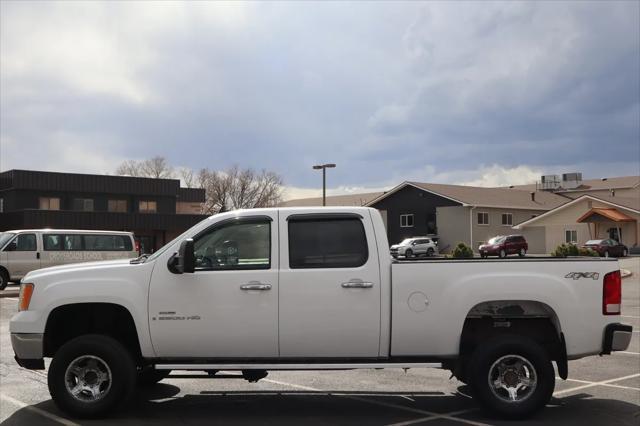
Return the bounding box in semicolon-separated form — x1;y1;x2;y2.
279;191;385;207
507;176;640;192
366;182;569;210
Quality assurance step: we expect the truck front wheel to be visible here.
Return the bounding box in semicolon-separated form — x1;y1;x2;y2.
468;336;554;419
48;334;136;418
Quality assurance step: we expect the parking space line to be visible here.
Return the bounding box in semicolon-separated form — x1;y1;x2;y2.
0;393;78;426
263;378;486;426
554;373;640;396
621;315;640;319
618;351;640;356
558;377;640;392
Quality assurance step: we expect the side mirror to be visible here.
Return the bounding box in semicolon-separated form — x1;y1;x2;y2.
168;239;195;274
4;240;17;252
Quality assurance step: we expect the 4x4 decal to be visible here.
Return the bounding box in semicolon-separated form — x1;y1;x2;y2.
565;272;600;280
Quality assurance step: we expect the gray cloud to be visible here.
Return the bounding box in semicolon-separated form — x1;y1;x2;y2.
1;1;638;189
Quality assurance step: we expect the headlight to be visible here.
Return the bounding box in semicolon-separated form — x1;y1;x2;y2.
18;283;34;311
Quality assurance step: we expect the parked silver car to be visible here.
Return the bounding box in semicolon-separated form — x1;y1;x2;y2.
390;237;438;259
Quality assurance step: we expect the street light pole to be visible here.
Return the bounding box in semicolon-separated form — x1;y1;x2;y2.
312;163;336;206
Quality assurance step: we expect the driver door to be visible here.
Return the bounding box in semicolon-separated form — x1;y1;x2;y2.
148;212;279;358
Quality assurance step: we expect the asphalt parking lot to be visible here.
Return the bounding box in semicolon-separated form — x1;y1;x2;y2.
0;258;638;426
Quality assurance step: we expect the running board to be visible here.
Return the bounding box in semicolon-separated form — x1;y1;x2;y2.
154;362;442;370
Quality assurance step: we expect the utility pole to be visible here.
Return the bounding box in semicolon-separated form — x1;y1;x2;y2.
312;163;336;206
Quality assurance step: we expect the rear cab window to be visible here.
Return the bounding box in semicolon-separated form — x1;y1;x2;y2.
288;215;368;269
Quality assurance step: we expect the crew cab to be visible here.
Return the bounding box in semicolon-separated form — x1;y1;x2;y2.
10;207;632;419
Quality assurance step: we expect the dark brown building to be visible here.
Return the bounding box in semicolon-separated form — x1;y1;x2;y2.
0;169;208;253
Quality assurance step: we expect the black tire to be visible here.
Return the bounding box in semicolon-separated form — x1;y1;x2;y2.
48;334;136;418
519;248;526;258
499;250;506;259
137;366;170;386
0;268;9;290
469;335;554;419
405;249;413;259
427;248;435;257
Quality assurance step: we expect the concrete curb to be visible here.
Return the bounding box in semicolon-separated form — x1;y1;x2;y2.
621;269;632;279
0;290;19;298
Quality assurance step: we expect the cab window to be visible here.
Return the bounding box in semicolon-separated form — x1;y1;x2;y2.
193;220;271;270
6;234;36;251
288;217;368;269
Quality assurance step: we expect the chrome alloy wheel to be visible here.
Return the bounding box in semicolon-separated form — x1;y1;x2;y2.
488;355;537;403
64;355;112;403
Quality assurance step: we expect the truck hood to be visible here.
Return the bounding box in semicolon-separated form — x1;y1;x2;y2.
22;259;135;282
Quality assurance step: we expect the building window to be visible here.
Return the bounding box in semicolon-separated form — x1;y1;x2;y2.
0;198;3;212
501;213;513;226
477;212;489;225
73;198;94;211
565;230;577;244
39;197;60;210
139;200;157;213
400;214;414;228
108;199;127;213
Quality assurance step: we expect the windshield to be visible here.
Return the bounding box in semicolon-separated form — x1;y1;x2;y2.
145;220;210;262
487;236;505;244
400;239;415;245
0;232;16;249
585;240;602;245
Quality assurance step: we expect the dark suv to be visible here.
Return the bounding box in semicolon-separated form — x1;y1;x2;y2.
479;235;528;258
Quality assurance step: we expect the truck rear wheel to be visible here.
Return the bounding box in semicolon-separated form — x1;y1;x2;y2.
468;336;554;419
48;334;136;418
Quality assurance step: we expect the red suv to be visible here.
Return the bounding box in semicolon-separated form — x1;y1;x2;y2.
479;235;528;258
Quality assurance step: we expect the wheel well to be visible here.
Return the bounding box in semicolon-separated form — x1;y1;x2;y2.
43;303;142;363
448;300;565;382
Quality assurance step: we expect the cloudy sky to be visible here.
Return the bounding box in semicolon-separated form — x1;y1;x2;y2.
1;1;638;199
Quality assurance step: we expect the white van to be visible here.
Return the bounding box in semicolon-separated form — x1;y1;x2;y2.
0;229;137;289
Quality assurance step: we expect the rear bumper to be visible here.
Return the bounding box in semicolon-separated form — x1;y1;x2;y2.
11;333;45;370
601;323;633;355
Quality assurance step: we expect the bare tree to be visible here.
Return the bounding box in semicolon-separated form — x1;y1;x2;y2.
197;166;283;214
178;167;196;188
140;156;173;179
116;158;283;214
115;160;143;177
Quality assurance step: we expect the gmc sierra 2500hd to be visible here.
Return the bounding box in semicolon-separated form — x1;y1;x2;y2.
10;207;632;419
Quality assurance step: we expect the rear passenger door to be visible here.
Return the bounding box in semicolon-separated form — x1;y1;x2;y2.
278;212;382;358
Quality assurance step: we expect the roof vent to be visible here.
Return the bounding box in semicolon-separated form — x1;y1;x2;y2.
602;177;608;181
530;192;536;202
610;189;615;197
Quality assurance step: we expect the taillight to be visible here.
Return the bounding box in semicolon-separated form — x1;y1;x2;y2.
603;270;621;315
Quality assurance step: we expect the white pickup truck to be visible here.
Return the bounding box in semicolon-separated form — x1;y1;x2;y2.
10;207;632;419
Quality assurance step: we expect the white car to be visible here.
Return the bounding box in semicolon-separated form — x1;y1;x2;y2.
0;229;138;289
10;207;632;419
390;237;438;258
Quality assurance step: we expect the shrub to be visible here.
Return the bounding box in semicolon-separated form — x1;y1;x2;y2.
452;242;474;258
551;243;595;257
578;247;599;257
550;243;569;257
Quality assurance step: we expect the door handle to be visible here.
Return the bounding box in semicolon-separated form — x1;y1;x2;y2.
240;283;272;291
36;252;40;259
341;281;374;289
